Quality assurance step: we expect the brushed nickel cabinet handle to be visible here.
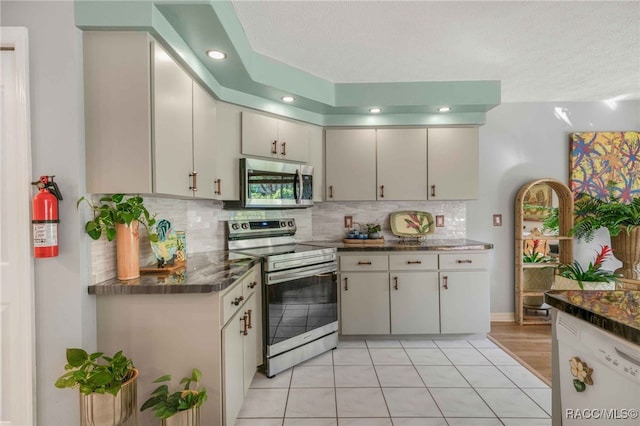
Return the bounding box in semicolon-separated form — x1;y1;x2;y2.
189;171;198;191
443;276;448;290
431;185;436;197
357;261;372;265
393;276;398;290
380;185;384;198
214;178;222;195
281;141;286;156
344;277;348;291
271;140;278;154
407;260;422;265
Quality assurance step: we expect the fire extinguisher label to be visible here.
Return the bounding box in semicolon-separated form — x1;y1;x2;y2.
33;223;58;247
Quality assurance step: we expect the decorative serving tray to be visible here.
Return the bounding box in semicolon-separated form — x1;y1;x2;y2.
389;211;435;237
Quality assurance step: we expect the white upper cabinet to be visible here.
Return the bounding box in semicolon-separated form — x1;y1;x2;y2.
214;102;242;201
84;32;219;199
308;124;324;202
325;129;377;201
241;111;309;163
427;127;479;200
377;129;428;200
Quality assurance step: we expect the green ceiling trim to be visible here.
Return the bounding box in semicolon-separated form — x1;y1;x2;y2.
75;0;499;126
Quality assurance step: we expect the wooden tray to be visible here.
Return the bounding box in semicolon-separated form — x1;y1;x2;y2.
140;260;186;275
343;237;385;246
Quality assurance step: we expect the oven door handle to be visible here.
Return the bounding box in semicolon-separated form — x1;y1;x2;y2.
266;262;337;285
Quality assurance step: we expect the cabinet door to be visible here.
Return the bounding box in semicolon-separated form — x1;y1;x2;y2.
439;271;490;334
215;102;241;200
152;42;194;197
241;112;279;159
325;129;377;201
242;294;258;394
222;302;245;426
278;120;309;162
340;272;389;335
192;82;217;199
390;272;440;334
308;125;324;202
427;127;479;200
377;129;428;200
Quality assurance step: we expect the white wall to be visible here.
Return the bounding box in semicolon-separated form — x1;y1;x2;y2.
468;101;640;315
1;1;92;425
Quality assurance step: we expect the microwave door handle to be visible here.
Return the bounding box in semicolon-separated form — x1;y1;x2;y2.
297;169;304;204
293;169;301;204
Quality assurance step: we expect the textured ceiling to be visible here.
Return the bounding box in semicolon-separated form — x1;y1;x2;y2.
232;0;640;103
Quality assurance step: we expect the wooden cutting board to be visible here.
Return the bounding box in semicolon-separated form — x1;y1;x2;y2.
140;260;186;274
343;237;385;246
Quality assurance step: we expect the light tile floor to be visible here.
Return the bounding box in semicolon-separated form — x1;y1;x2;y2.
236;338;551;426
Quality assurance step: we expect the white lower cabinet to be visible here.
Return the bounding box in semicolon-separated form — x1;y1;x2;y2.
439;270;490;334
390;272;440;334
338;251;489;336
222;292;258;426
340;272;390;335
95;264;261;426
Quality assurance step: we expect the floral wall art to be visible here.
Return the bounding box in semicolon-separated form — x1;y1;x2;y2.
569;131;640;201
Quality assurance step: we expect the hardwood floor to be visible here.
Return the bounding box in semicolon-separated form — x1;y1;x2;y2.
488;321;552;386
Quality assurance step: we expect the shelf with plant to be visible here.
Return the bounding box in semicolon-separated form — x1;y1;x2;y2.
141;368;208;422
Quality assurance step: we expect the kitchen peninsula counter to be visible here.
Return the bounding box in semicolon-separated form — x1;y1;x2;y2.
311;238;493;251
88;251;261;295
545;290;640;345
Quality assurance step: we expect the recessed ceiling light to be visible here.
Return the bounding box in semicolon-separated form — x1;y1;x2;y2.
438;106;451;112
206;50;227;60
281;96;295;103
369;107;381;113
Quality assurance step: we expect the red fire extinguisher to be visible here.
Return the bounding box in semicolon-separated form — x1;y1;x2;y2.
32;175;63;258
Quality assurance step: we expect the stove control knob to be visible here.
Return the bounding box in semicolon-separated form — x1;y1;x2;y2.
287;220;294;227
241;223;248;230
280;221;287;228
231;223;239;230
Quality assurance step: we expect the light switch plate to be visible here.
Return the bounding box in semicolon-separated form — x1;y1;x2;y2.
344;216;353;228
493;214;502;226
435;215;445;227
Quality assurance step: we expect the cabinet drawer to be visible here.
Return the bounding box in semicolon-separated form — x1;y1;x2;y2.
221;281;245;326
242;267;260;300
389;254;438;270
340;254;388;271
439;253;489;270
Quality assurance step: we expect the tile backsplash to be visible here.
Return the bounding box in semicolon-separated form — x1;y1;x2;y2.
90;197;465;284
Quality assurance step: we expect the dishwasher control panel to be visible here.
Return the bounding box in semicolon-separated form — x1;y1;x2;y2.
583;328;640;384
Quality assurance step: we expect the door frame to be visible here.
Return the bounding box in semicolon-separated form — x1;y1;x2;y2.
0;26;35;425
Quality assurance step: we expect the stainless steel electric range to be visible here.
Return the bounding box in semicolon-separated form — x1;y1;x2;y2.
226;218;338;377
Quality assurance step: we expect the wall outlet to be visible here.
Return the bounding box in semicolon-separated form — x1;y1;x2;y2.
344;215;353;228
435;215;445;227
493;214;502;226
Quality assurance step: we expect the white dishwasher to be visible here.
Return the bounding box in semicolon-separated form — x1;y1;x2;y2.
555;310;640;425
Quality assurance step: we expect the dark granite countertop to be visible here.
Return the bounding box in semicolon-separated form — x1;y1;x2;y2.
88;252;261;295
309;238;494;252
545;290;640;346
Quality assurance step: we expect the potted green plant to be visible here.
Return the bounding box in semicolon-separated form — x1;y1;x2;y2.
555;245;621;290
571;186;640;279
141;368;207;426
78;194;157;280
366;223;382;239
55;348;138;425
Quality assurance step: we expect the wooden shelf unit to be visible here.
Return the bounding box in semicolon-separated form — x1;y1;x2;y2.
515;178;574;325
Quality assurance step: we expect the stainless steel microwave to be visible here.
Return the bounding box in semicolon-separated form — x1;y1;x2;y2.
238;158;313;208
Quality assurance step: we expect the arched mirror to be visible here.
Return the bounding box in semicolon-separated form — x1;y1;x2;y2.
515;178;574;325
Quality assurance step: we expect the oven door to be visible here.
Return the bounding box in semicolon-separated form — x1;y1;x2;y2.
241;158;313;208
264;263;337;358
